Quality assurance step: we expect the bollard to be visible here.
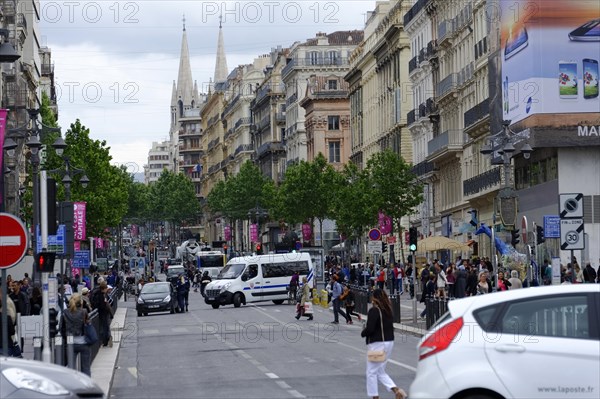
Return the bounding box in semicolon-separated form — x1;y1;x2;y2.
66;335;75;370
33;336;42;361
311;289;318;305
54;336;63;366
320;290;328;308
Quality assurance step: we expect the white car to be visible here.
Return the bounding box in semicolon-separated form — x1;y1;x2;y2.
410;285;600;399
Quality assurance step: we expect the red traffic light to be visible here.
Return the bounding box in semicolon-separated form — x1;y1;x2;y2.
255;243;262;254
35;252;56;273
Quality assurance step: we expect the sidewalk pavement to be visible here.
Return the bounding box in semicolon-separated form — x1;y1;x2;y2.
90;302;127;395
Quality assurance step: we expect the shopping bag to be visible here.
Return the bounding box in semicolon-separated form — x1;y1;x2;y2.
303;302;314;315
84;322;99;345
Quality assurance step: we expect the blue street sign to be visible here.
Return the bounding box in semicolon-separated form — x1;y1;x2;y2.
544;215;560;238
36;224;66;254
73;250;91;268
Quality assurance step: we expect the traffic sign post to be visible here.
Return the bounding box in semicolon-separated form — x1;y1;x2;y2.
0;213;29;357
560;219;585;251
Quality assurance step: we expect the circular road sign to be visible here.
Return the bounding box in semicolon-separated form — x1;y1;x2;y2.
368;228;382;241
0;213;29;269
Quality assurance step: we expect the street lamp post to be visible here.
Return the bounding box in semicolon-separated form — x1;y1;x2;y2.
480;120;533;290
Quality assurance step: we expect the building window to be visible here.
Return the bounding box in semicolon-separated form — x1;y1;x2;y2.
327;50;339;65
328;79;338;90
328;141;341;163
328;115;340;130
308;51;319;65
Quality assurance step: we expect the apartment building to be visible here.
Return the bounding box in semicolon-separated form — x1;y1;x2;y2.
282;30;363;168
144;141;171;184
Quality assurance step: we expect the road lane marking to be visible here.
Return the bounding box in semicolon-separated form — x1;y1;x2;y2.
128;367;138;379
265;372;279;379
142;329;159;335
276;381;291;389
249;304;417;373
288;390;305;398
171;327;189;333
257;365;270;373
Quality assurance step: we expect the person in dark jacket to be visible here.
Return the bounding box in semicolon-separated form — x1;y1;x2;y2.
360;289;406;399
91;282;112;347
61;294;92;376
420;274;436;318
200;271;212;297
9;280;29;316
454;266;468;298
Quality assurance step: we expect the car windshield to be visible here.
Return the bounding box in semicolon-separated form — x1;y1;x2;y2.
218;264;245;279
141;284;169;294
167;267;184;279
198;254;225;268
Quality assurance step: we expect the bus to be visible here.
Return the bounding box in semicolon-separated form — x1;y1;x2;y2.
197;251;226;269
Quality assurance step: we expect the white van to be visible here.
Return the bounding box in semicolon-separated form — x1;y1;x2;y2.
204;252;314;309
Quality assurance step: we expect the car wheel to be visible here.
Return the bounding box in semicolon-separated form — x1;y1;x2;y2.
137;311;142;317
462;394;497;399
211;303;220;309
272;299;285;305
233;293;242;308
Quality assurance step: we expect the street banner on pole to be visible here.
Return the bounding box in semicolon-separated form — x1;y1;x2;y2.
73;202;86;240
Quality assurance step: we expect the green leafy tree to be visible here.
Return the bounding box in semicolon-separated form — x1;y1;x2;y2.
364;149;424;261
277;154;339;245
125;180;150;223
148;170;201;232
330;162;377;239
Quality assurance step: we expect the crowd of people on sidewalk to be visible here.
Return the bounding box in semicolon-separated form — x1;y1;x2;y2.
0;267;123;376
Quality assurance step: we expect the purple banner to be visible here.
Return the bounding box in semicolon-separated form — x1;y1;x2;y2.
73;202;87;240
0;109;8;209
224;225;231;241
302;223;312;241
250;224;258;242
378;211;392;235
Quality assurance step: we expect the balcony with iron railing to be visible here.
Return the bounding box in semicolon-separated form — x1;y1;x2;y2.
438;19;456;44
222;94;240;116
407;109;417;126
426;97;438;115
208;164;220;175
207;138;221;152
179;142;203;152
474;36;488;61
256;142;286;159
282;57;349;79
257;115;270;132
207;114;220;128
403;0;429;26
275;112;286;123
224;128;235;142
418;48;427;65
234;117;251;130
286;92;298;107
409;56;419;74
426;40;438;60
437;73;458;99
234;144;254;156
463;167;502;198
412;159;435;177
427;129;465;160
464;98;490;132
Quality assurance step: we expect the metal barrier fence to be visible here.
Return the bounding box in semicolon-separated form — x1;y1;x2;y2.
348;285;402;324
423;295;450;329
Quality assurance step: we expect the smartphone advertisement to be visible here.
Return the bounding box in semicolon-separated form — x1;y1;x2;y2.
501;0;600;126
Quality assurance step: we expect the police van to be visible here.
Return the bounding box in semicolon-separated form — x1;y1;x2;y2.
204;252;314;309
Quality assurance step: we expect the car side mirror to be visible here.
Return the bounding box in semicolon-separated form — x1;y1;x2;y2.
241;273;249;282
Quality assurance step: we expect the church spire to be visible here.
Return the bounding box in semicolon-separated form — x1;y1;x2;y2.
176;20;194;106
213;15;228;85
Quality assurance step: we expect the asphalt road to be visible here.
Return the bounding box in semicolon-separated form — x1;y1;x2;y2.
109;290;421;399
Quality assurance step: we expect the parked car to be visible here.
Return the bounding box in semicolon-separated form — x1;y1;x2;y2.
410;285;600;399
136;282;177;316
1;356;104;398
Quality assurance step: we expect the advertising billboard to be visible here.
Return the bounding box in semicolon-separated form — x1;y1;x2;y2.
501;1;600;126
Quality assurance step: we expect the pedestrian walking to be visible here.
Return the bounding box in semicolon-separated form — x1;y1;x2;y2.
508;270;523;289
360;289;407;399
454;265;467;298
420;274;436;319
295;277;313;320
330;275;350;324
342;283;361;323
61;294;92;376
200;271;212;297
91;282;113;347
477;271;491;295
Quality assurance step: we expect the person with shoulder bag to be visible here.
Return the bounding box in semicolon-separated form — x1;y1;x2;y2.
61;294;92;376
360;289;407;399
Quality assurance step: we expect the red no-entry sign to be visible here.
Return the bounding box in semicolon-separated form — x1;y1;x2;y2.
0;213;29;269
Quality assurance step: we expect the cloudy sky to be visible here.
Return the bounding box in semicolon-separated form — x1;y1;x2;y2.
39;1;377;176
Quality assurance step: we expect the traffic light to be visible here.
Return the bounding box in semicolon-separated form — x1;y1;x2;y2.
536;225;545;245
255;243;263;255
382;242;388;253
35;252;56;273
409;227;418;252
511;229;520;246
49;308;59;338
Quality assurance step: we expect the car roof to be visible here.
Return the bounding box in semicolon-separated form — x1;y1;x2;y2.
228;252;311;263
448;284;600;317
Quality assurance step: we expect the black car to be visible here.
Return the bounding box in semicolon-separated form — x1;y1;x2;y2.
136;282;177;316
